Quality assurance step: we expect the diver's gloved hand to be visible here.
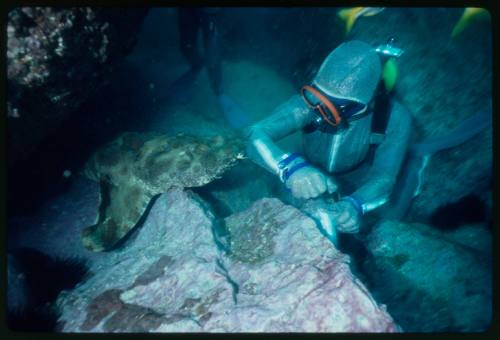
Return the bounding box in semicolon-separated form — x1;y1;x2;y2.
331;199;362;233
285;166;337;200
216;93;250;129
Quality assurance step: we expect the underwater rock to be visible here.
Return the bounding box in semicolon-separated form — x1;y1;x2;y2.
215;198;398;332
57;189;398;332
7;7;148;165
362;220;492;332
405;125;492;222
7;248;90;331
82;131;244;252
57;188;230;332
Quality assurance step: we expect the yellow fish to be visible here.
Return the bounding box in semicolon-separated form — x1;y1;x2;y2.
337;7;385;34
451;7;490;38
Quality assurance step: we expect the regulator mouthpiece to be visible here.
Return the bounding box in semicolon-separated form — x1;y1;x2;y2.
375;38;404;58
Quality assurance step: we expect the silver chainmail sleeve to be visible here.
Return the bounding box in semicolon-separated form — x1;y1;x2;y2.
243;94;314;175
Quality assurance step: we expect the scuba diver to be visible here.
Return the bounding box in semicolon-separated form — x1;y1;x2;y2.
245;40;411;244
169;8;249;128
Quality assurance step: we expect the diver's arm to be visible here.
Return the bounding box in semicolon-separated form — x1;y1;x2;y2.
350;100;412;213
244;95;314;174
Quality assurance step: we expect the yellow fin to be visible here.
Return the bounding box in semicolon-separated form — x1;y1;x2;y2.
451;7;490;38
382;58;398;92
360;7;385;17
337;7;364;34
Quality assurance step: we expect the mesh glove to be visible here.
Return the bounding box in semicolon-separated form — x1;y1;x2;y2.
285;166;337;199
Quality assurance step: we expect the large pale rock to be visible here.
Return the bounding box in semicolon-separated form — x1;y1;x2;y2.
215;198;398;332
362;220;492;332
56;188;398;332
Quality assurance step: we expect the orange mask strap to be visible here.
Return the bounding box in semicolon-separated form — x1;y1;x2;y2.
301;85;342;127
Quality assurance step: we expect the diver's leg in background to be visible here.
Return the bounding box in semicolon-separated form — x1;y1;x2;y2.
201;11;223;95
201;10;250;129
164;9;203;105
179;8;203;71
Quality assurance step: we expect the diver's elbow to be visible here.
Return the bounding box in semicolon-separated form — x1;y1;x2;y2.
243;125;266;163
244;124;273;152
379;175;397;198
242;124;256;140
393;100;413;140
243;125;260;154
361;176;395;213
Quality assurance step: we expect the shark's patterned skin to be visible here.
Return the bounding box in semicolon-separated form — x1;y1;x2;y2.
82;131;244;252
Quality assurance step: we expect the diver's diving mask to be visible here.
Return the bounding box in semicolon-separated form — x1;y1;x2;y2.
301;84;368;128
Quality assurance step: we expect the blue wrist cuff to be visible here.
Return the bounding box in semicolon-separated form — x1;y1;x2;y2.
341;195;364;215
283;161;310;183
277;153;301;169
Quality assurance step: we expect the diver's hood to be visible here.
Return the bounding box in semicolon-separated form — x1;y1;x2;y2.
313;40;381;105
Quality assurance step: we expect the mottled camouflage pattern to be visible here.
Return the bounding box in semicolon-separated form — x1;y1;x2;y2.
82;132;244;252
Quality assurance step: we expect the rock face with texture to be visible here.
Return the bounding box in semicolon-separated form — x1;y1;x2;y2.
7;7;148;165
362;220;492;332
405;128;492;222
82;131;244;252
56;188;399;332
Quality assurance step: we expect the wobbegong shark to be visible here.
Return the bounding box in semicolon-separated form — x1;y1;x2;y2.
82;131;245;252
